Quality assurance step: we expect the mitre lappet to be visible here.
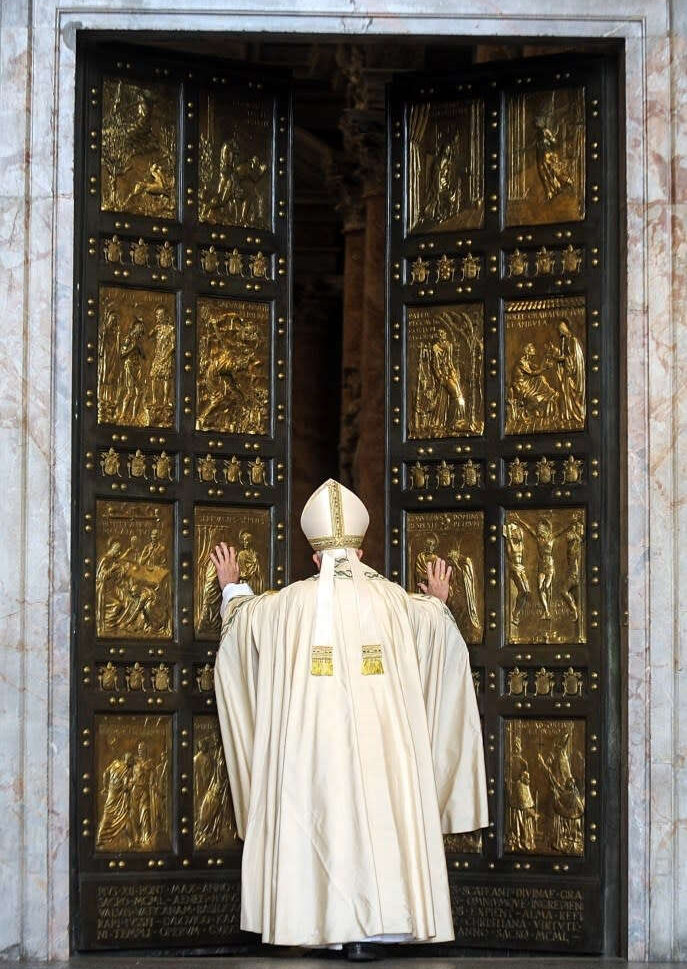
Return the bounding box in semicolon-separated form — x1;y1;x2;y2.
300;478;383;676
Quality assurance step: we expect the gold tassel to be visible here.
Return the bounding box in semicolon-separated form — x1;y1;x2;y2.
361;644;384;676
311;645;333;676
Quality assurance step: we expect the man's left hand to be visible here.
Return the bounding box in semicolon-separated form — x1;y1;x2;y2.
210;542;240;590
419;557;452;604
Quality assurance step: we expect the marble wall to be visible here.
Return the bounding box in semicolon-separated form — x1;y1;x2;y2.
0;0;684;960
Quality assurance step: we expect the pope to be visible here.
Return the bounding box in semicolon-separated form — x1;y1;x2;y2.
212;479;488;957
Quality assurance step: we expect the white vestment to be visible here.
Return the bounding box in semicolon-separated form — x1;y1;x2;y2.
214;556;488;947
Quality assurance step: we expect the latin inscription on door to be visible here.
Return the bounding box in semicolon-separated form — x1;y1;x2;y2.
89;879;241;947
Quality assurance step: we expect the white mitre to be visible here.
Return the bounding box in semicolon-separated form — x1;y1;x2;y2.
301;480;379;677
300;478;369;551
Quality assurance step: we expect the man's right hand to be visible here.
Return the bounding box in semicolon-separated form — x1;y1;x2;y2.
210;542;240;590
419;557;452;604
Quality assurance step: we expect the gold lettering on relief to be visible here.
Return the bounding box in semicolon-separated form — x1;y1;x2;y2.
101;77;177;220
504;508;585;645
506;87;585;226
505;296;586;435
95;500;174;640
198;91;272;230
98;286;176;428
193;716;240;849
505;719;585;856
408;100;484;234
406;511;484;645
407;303;484;439
194;505;270;639
95;714;172;853
195;297;269;435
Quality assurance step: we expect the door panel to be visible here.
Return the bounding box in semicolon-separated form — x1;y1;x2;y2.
387;54;619;953
72;41;292;950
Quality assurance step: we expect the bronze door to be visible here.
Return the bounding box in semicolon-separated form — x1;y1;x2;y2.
387;54;620;953
72;41;292;950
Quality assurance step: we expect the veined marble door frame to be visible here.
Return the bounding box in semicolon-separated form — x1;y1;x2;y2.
0;0;680;959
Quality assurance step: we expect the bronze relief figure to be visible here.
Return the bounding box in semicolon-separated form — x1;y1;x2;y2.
505;296;586;435
504;508;586;644
198;91;272;229
506;87;585;226
505;719;585;857
407;303;484;439
407;100;484;234
95;500;174;640
98;287;176;429
194;506;270;639
100;77;177;220
406;511;485;644
195;297;270;435
193;716;240;849
95;714;172;853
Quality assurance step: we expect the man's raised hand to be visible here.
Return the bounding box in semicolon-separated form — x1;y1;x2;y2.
419;557;453;604
210;542;240;591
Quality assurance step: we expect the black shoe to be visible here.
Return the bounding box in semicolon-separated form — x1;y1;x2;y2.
344;942;382;961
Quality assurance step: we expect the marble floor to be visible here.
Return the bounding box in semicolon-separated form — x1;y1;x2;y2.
17;959;687;968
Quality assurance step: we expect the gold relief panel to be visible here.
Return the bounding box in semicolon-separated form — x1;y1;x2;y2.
506;87;585;226
193;716;240;850
195;297;270;435
100;77;178;220
504;719;585;856
406;511;484;645
504;295;586;435
444;830;483;854
94;714;172;853
95;500;174;640
504;508;586;645
198;89;273;230
407;100;484;234
98;286;177;429
407;303;484;440
194;505;270;639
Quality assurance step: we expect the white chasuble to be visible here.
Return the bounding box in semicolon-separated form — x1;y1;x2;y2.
214;560;488;947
